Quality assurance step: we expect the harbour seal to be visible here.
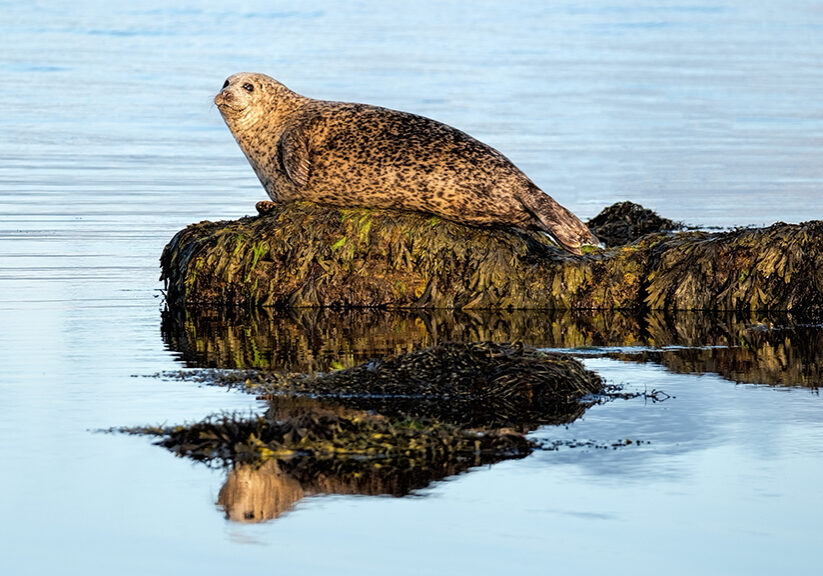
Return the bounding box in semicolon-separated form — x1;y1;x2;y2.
214;72;598;254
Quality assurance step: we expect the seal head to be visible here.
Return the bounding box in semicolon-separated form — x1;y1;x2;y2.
215;72;598;254
214;73;303;130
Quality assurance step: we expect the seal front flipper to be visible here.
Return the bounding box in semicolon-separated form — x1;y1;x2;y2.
256;200;278;216
277;128;310;186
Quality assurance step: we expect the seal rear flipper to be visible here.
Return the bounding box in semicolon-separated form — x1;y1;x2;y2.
278;128;311;187
519;184;597;254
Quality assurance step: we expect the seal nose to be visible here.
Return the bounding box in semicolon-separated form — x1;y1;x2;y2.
214;90;231;107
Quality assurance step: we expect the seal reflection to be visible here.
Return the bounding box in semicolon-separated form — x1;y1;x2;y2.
216;396;532;523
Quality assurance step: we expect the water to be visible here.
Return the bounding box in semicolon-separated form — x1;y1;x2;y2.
2;1;822;574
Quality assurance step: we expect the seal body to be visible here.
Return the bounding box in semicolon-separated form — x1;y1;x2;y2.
215;72;598;253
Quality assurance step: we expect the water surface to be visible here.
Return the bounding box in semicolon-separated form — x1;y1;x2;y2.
2;1;823;574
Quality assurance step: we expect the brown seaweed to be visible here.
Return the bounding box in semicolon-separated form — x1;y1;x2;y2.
586;200;681;247
160;202;823;312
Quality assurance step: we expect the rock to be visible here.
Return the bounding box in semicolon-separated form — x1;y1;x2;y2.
160;201;823;312
586;201;680;246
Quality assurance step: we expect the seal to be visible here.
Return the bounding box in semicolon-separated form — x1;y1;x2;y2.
214;72;598;254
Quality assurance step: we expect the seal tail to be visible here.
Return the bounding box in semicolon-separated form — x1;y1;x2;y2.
519;184;598;255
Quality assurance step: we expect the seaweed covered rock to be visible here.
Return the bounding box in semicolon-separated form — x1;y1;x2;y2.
160;202;649;310
254;341;603;428
644;223;823;311
586;201;681;246
161;201;823;312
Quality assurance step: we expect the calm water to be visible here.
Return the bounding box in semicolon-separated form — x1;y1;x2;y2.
2;1;823;574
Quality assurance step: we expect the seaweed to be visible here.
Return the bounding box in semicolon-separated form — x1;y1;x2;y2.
161;201;823;312
196;394;535;522
250;341;603;429
644;222;823;312
586;200;681;246
159;202;644;310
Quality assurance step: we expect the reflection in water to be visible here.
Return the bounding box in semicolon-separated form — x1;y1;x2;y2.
155;306;823;522
148;342;602;522
615;323;823;388
161;307;646;371
219;460;303;523
216;396;534;523
162;307;823;387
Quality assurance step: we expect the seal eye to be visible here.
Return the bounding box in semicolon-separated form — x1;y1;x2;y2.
242;83;254;93
222;79;229;89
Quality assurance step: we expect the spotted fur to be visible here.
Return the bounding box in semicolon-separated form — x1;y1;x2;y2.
215;72;598;253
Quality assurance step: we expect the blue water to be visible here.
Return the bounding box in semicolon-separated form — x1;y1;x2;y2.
2;1;823;574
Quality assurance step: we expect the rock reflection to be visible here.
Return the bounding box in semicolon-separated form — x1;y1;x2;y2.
150;307;823;523
161;306;644;372
617;316;823;388
162;307;823;387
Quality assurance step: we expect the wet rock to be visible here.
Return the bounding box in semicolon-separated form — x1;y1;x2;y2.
586;201;680;246
160;201;823;312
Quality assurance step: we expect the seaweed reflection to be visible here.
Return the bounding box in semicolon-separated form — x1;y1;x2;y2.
217;396;534;522
161;307;644;371
147;307;823;523
615;319;823;388
144;342;603;522
162;307;823;387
